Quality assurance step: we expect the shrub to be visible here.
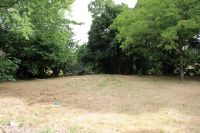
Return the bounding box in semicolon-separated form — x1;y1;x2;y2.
0;57;20;81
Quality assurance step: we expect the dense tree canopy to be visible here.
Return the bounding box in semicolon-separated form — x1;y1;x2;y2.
111;0;200;79
83;0;136;74
76;0;200;79
0;0;75;80
0;0;200;81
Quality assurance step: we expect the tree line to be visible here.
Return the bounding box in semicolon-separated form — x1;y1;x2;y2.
0;0;200;81
79;0;200;80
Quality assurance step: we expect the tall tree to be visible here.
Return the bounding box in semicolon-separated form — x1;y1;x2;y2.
160;0;200;79
0;0;75;79
112;0;200;79
86;0;134;74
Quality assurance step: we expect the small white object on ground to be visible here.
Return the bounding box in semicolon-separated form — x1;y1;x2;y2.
9;121;19;127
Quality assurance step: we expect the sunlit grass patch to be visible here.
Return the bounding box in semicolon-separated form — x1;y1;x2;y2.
0;75;199;132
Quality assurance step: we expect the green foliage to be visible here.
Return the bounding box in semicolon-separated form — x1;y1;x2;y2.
1;0;200;80
64;44;93;75
85;1;135;74
0;57;20;81
112;0;200;78
0;0;75;79
88;0;115;18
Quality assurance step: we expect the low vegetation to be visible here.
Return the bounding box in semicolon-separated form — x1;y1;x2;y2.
0;75;200;132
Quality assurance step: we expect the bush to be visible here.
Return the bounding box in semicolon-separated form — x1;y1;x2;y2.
0;57;20;81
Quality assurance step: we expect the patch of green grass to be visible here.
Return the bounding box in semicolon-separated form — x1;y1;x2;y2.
45;105;53;110
158;129;165;133
97;76;122;89
97;79;108;89
37;128;55;133
70;126;78;133
0;118;10;126
167;116;181;124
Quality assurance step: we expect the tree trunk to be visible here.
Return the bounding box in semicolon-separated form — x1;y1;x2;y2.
72;63;77;76
180;55;184;80
118;60;121;74
180;64;184;80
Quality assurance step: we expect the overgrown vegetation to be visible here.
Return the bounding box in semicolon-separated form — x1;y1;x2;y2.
0;57;19;81
0;0;200;81
0;0;76;80
79;0;200;80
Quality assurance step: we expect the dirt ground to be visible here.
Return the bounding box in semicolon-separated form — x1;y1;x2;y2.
0;75;200;133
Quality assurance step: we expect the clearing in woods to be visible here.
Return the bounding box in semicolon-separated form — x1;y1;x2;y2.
0;75;200;133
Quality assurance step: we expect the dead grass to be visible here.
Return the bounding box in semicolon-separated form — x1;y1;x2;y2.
0;75;200;133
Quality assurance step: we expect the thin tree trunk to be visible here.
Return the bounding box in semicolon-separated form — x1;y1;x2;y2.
180;55;184;80
72;63;77;76
180;64;184;80
178;40;185;80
